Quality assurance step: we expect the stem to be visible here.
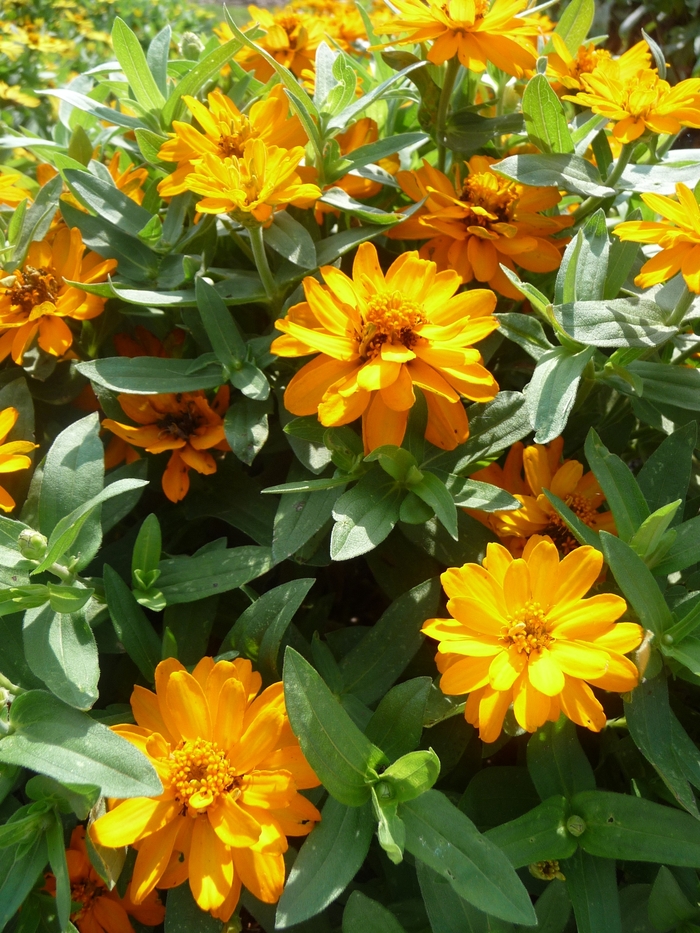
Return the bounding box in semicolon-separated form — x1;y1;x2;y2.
436;57;460;173
667;283;695;328
0;672;25;696
248;224;277;305
570;143;636;223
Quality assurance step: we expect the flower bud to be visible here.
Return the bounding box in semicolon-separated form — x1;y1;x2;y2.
17;529;48;561
180;32;204;59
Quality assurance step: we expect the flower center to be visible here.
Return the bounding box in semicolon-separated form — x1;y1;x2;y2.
359;291;426;359
501;600;553;654
621;70;668;118
168;737;239;812
70;879;104;921
572;45;609;80
545;492;597;554
156;401;201;440
530;860;565;882
460;171;518;225
7;266;60;314
217;117;251;159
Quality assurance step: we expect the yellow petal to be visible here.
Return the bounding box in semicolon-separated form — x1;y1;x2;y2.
209;793;262;847
166;670;212;742
189;816;233;911
527;648;565;696
90;797;177;848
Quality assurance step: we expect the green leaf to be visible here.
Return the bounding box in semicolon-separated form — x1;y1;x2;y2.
526;347;594;444
460;767;540;832
573;789;700;864
319;188;403;225
416;860;511;933
342;892;408;933
648;866;699;931
135;127;168;163
380;749;440;802
47;583;94;614
76;356;226;394
263;211;317;268
339;579;439;705
365;677;431;762
637;422;696;519
271;463;343;564
157;546;272;604
626;361;700;411
542;490;601;549
112;17;166;112
163;39;241;126
46;812;71;930
103;565;161;682
553;298;674;347
224;398;270;466
563;849;621;933
497;312;554;360
23;605;99;710
327;60;425;130
653;515;700;575
401;790;537;925
276;797;374;928
164;878;223;933
484;796;577;868
493;154;614;198
532;880;572;933
576;206;610;302
195;277;246;373
629;500;680;564
447;477;520;512
0;834;48;932
0;690;162;797
412;472;458;539
147;25;171;99
550;0;594;53
63;169;153;236
131;513;162;590
445;111;524;153
522;74;574;155
331;468;403;560
600;532;672;638
283;647;386;804
604;209;641;299
339;132;427;174
585;429;650;542
527;718;596;800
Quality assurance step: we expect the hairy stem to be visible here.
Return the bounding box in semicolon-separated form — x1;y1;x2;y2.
436;57;460;173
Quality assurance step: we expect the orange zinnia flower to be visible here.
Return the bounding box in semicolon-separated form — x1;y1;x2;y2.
613;182;700;292
0;406;36;511
220;7;326;81
389;156;572;298
157;87;307;199
547;36;650;94
45;826;164;933
373;0;539;77
102;388;230;502
90;657;321;920
471;437;615;555
423;538;644;743
271;241;499;452
0;227;117;364
105;152;149;205
113;325;186;359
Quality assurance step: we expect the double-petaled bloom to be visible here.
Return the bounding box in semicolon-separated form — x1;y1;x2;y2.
102;389;230;502
219;7;326;81
0;227;116;364
45;826;164;933
614;182;700;292
423;539;644;743
373;0;539;77
389;156;572;298
157;87;307;198
546;36;650;94
0;406;36;512
566;61;700;144
470;437;615;555
272;241;499;451
90;657;321;920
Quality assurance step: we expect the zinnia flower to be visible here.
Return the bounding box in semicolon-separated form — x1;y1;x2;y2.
0;173;32;207
157;87;307;198
219;8;326;81
547;36;650;94
105;152;149;205
45;826;164;933
185;140;321;225
0;406;36;511
90;657;321;920
470;437;615;555
373;0;539;77
102;388;230;502
389;156;572;298
0;227;117;364
613;182;700;292
271;241;499;452
422;538;644;743
565;61;700;144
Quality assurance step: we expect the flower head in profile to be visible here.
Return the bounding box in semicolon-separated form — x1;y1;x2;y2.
373;0;539;77
185;141;321;225
0;173;32;207
271;241;499;452
389;156;572;298
102;388;230;502
157;87;307;198
0;406;36;512
90;657;321;920
614;183;700;292
45;826;164;933
470;437;615;554
565;61;700;144
0;227;117;364
423;539;644;743
547;36;650;94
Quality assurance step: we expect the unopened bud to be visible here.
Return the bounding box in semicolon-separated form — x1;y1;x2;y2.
566;815;587;837
180;32;204;59
18;529;48;561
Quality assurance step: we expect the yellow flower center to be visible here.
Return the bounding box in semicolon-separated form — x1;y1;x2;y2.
460;171;518;225
546;492;597;554
359;291;426;359
7;265;60;313
501;600;553;654
619;70;669;119
216;117;251;159
571;45;609;80
169;738;238;812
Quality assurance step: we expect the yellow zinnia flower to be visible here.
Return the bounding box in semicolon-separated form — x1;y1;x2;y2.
0;173;32;208
90;657;321;921
0;227;117;364
389;156;572;298
157;87;307;199
373;0;539;77
0;406;37;512
271;241;499;452
185;140;321;225
614;182;700;292
565;60;700;144
546;36;650;94
219;7;326;81
0;79;39;108
422;538;644;743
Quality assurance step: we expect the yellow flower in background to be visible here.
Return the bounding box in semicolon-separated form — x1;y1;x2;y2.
0;173;33;207
547;36;650;94
0;407;36;512
614;182;700;292
566;61;700;143
389;156;572;298
0;227;117;364
158;87;307;198
220;7;326;81
0;80;39;108
373;0;539;77
106;152;149;205
90;657;321;920
288;0;369;53
272;241;499;452
423;539;643;743
185;141;321;224
470;437;616;555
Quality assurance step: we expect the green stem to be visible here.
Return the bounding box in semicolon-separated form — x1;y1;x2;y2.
0;672;24;696
248;224;277;305
436;57;460;173
667;283;695;328
570;143;636;223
